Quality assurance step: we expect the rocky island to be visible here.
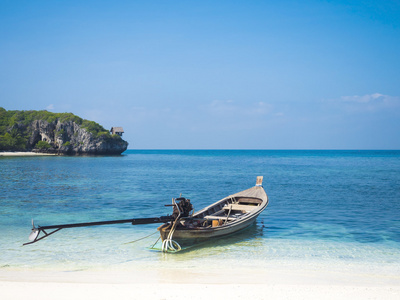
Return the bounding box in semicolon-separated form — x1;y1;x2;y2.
0;108;128;155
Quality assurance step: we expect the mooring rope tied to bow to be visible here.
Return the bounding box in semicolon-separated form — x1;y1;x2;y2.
124;231;159;245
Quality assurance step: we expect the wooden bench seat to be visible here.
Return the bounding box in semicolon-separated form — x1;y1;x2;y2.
204;215;237;221
223;204;257;212
237;198;262;205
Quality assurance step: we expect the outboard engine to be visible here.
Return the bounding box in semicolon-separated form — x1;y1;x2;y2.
172;197;193;219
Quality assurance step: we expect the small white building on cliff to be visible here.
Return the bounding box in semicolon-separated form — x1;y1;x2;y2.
110;127;124;136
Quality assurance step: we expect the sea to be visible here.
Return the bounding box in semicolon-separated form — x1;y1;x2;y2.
1;150;400;276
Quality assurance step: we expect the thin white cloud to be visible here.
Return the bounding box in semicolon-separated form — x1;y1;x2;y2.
341;93;386;104
331;93;400;113
207;100;237;114
46;104;55;110
206;100;273;116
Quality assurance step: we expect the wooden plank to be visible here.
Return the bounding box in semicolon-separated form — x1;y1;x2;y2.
237;197;262;204
223;204;256;212
204;216;236;221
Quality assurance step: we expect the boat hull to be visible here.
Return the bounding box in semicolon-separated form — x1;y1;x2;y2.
158;181;268;248
158;214;259;247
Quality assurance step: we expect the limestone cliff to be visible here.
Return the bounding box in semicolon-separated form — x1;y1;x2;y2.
29;119;128;154
0;108;128;155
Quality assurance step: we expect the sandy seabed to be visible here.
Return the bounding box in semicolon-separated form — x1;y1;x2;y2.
1;266;399;300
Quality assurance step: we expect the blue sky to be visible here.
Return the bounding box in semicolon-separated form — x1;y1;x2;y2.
1;0;399;149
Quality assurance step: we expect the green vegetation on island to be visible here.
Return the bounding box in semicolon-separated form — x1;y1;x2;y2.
0;107;128;154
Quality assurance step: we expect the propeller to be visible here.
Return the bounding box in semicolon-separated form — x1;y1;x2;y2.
28;219;39;241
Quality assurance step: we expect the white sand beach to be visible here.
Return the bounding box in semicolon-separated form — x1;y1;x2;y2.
1;265;399;300
0;152;56;156
1;282;398;300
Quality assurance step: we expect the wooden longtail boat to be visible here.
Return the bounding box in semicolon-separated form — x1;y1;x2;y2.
158;176;268;251
24;176;268;252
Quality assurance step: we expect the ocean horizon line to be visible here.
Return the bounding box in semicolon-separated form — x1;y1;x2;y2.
126;148;400;151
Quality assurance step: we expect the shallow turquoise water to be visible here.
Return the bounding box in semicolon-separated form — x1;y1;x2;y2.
1;150;399;272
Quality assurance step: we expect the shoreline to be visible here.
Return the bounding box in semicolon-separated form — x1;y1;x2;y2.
1;266;399;300
0;151;56;156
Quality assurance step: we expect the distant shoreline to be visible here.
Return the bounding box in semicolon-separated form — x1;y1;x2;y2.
0;152;56;157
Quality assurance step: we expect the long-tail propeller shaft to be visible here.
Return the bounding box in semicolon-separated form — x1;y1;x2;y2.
24;216;174;246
